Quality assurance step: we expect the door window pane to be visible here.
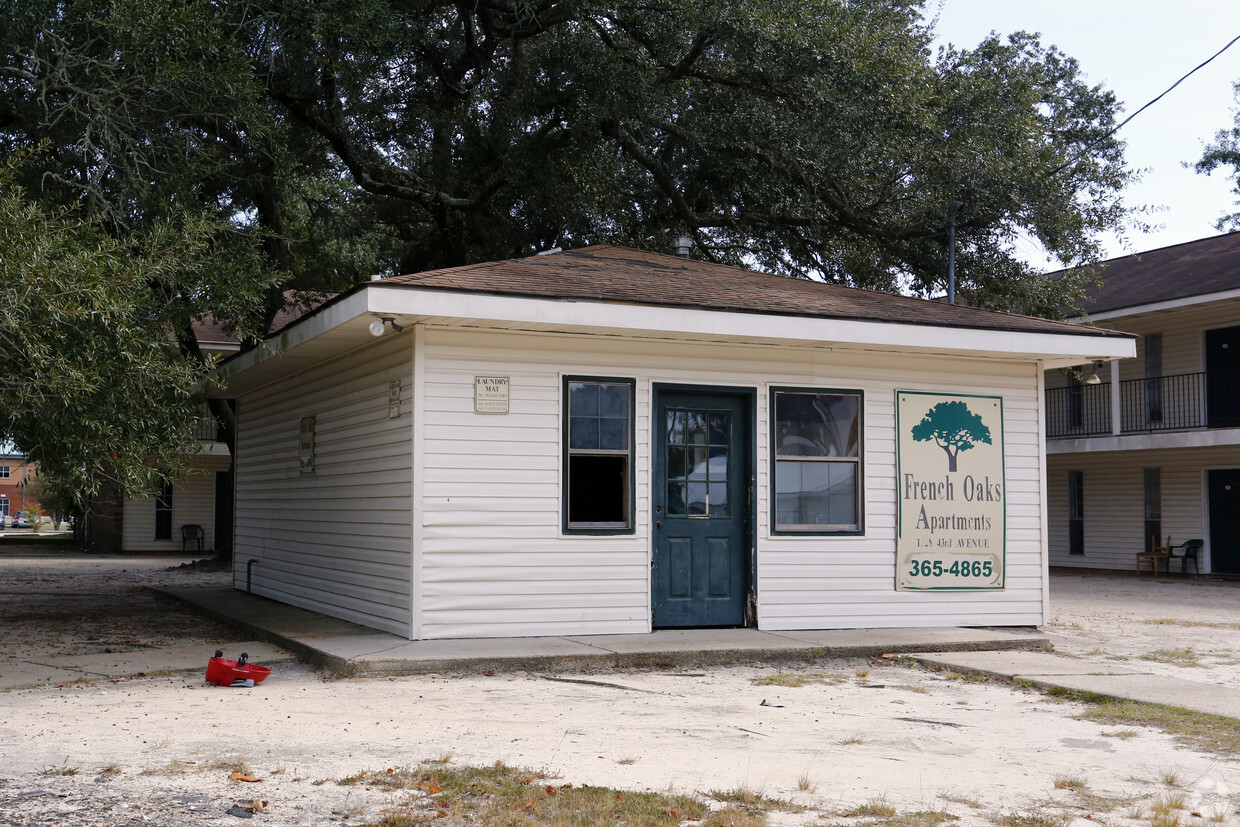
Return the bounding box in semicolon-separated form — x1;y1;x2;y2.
666;408;730;518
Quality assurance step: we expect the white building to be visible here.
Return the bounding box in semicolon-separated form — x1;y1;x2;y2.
219;245;1131;639
1045;232;1240;574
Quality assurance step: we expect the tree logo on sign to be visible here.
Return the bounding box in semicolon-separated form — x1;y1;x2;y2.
911;401;992;472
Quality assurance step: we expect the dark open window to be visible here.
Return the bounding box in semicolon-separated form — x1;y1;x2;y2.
1144;468;1162;553
564;378;634;533
772;388;863;533
1068;471;1084;555
155;482;173;540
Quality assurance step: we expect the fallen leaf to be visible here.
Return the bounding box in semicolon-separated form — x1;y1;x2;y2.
234;799;270;813
545;785;556;795
881;653;896;659
230;771;261;783
416;781;440;794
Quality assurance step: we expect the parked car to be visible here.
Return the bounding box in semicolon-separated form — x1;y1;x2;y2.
0;513;7;528
11;511;31;528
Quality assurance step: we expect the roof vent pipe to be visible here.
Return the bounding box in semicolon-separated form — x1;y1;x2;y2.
673;236;693;258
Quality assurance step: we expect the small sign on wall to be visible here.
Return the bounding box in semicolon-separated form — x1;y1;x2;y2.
298;415;316;475
474;376;510;414
895;391;1005;591
388;379;402;419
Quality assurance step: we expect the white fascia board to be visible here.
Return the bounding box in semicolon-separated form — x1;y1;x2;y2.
1074;287;1240;323
1047;426;1240;454
369;285;1135;362
218;291;372;381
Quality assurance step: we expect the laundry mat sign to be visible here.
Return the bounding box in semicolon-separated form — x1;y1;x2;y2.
895;391;1005;591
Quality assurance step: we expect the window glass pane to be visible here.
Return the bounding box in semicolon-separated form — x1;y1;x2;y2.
686;412;708;445
775;393;859;458
687;482;707;515
709;414;728;445
687;446;708;480
569;382;598;416
569;416;598;450
667;410;686;445
708;482;729;517
598;383;629;417
1144;468;1161;520
775;460;857;528
708;446;728;481
667;481;687;515
599;416;628;451
667;446;686;480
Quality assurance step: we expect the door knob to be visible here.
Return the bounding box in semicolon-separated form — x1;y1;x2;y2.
656;520;663;529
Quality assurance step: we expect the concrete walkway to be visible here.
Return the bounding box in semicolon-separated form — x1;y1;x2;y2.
154;586;1240;721
162;586;1047;676
8;582;1230;722
914;649;1240;719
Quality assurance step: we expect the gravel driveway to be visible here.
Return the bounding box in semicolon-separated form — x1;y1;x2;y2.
2;550;1239;827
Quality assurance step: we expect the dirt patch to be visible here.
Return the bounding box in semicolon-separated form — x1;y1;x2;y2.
2;557;1239;826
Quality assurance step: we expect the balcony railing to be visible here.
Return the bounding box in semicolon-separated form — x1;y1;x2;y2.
1046;370;1240;438
193;402;226;442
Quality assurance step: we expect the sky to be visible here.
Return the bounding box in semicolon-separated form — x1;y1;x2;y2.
930;0;1240;266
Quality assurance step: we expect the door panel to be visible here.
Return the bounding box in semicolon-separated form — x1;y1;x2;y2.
653;389;751;628
1206;327;1240;428
1209;469;1240;574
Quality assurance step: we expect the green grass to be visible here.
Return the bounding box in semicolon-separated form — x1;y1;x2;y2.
1049;689;1240;755
1144;618;1240;630
995;810;1069;827
39;761;79;777
1139;648;1202;667
751;671;847;687
343;761;712;826
1051;774;1086;792
707;786;804;814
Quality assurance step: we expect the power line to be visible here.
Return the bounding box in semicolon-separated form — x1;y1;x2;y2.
1050;32;1240;177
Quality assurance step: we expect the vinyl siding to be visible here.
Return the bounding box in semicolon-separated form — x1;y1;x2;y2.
1047;446;1240;571
122;457;228;552
232;334;413;636
1046;297;1240;390
417;327;1046;639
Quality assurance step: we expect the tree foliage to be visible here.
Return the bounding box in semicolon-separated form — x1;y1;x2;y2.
1196;82;1240;232
911;401;992;472
0;0;1138;500
0;167;273;502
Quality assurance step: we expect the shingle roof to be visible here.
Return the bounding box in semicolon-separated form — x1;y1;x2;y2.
381;245;1123;338
1073;232;1240;314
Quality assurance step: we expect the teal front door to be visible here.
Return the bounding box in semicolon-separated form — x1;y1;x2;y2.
652;387;753;628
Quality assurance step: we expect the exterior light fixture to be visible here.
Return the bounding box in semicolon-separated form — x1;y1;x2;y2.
369;318;404;337
1084;361;1103;385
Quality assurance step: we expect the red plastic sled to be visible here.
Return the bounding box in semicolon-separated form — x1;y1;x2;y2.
206;651;271;686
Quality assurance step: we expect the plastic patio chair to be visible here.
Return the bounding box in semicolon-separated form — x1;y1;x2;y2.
1167;539;1203;576
180;523;205;552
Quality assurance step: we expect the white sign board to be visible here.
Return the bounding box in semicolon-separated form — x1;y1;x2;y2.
474;376;510;414
895;391;1005;590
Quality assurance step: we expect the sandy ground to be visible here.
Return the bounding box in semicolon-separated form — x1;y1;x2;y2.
2;554;1239;826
